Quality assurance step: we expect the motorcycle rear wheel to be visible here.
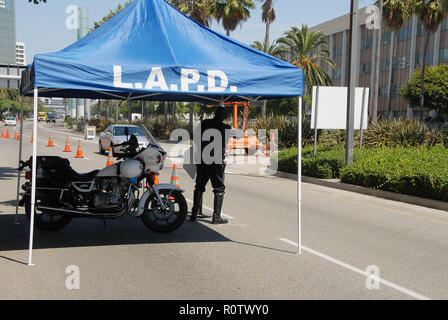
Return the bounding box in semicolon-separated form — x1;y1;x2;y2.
25;200;72;231
141;189;187;233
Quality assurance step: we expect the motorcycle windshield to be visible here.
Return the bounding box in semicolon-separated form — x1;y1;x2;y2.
139;124;165;152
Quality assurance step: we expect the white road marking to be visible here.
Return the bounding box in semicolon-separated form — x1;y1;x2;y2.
278;238;431;300
185;198;235;220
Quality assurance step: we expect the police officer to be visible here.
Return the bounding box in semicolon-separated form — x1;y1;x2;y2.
190;106;245;224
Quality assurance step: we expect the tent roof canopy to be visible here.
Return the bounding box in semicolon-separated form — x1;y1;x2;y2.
21;0;303;103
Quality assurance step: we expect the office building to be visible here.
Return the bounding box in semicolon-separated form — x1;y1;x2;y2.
42;98;67;119
0;0;16;65
16;42;26;66
311;6;448;119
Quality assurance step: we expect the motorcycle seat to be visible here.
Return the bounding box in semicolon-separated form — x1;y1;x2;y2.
70;169;100;182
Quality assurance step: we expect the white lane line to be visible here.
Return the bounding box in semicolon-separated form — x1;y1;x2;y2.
278;238;430;300
185;198;235;220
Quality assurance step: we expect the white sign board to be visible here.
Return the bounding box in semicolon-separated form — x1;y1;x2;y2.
132;113;142;122
311;86;369;130
84;126;96;140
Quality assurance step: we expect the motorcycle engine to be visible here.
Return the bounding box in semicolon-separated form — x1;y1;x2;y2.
93;178;129;209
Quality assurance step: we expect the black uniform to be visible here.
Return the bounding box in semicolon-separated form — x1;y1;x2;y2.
194;117;231;195
190;111;234;224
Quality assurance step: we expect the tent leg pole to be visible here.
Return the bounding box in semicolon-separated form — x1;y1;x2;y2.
28;88;38;267
298;97;302;255
14;96;25;225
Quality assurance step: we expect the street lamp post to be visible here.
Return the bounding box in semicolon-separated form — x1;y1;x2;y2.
346;0;359;165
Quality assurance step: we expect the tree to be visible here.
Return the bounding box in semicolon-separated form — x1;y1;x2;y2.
382;0;413;120
412;0;447;116
372;0;383;123
256;0;277;118
211;0;256;36
259;0;276;49
401;64;448;115
250;40;286;58
277;25;336;93
168;0;214;27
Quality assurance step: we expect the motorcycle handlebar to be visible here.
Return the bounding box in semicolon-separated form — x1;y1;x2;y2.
18;160;31;171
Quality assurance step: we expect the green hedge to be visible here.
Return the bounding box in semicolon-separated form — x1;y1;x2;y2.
275;146;448;202
277;146;346;179
340;146;448;202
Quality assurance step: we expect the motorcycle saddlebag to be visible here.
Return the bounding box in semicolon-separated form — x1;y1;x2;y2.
30;156;72;187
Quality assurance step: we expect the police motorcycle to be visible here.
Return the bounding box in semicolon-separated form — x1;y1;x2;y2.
18;126;187;233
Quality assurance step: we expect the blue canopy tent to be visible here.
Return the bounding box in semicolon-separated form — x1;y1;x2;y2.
19;0;304;265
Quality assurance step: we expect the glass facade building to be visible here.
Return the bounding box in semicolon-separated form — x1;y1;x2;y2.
311;6;448;119
0;0;16;65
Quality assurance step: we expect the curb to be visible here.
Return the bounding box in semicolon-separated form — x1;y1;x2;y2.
275;171;448;212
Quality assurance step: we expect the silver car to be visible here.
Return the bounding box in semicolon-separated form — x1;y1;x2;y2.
5;117;17;126
99;125;150;156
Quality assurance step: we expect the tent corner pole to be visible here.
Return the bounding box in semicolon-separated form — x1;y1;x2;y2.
298;96;303;255
28;87;38;266
14;95;25;225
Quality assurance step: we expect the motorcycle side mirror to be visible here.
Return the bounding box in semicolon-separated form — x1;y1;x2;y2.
124;127;129;141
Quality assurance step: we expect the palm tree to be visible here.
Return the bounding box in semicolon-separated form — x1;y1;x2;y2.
372;0;383;123
259;0;276;52
251;40;286;58
255;0;276;117
382;0;413;120
277;25;336;93
169;0;214;27
413;0;446;115
211;0;256;36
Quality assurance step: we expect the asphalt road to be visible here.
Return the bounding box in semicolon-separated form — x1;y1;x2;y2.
0;121;447;299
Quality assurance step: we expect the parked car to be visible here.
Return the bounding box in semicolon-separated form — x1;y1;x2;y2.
5;117;17;126
99;125;150;156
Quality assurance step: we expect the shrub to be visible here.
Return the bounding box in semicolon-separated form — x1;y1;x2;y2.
88;118;113;132
276;146;346;179
340;146;448;201
143;116;192;139
247;115;312;149
361;118;444;148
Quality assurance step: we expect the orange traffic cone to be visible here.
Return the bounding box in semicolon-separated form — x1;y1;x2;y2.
75;140;84;158
169;164;181;199
1;129;4;139
47;133;55;147
106;147;114;166
63;137;71;152
13;129;18;140
5;128;10;139
153;175;159;185
170;164;181;188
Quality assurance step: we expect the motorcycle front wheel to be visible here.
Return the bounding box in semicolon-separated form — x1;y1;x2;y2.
25;200;72;231
141;189;187;233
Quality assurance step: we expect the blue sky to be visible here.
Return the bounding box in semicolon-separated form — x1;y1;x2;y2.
16;0;376;62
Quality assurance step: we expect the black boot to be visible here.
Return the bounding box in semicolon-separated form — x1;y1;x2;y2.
190;190;203;222
212;193;228;224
